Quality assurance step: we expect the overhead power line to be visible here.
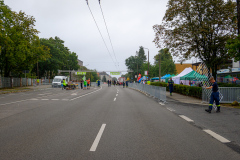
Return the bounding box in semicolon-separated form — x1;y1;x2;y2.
85;0;117;69
98;0;119;69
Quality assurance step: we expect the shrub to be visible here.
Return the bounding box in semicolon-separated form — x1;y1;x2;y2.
232;101;239;106
150;82;202;99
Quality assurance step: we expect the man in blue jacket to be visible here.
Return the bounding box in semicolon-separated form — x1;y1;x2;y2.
205;76;220;113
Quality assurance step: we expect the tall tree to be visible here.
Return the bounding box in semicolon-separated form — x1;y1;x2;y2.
153;0;237;79
154;48;176;76
0;2;50;77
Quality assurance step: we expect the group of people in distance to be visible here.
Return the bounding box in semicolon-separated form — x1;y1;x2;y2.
107;80;129;88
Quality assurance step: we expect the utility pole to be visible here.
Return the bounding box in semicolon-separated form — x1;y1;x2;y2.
148;49;149;80
159;54;161;81
144;48;150;80
238;0;240;35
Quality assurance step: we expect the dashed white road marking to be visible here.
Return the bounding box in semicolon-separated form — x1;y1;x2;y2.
116;94;118;96
203;130;230;143
51;99;59;101
179;115;194;122
90;124;106;152
167;107;175;112
71;93;77;95
41;99;49;101
114;98;116;101
30;98;38;101
0;100;27;106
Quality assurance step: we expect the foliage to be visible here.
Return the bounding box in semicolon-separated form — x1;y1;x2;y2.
217;82;240;87
32;37;80;78
226;35;240;61
125;46;147;80
232;101;239;106
0;2;50;77
154;48;176;76
151;82;202;98
153;0;237;79
102;75;106;82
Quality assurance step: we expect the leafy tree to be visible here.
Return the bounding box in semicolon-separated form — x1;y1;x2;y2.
226;35;240;61
154;48;176;76
112;77;117;81
34;36;80;78
102;75;106;82
125;46;147;79
153;0;237;79
0;2;50;77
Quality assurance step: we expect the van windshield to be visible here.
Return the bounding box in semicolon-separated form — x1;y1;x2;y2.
53;78;62;82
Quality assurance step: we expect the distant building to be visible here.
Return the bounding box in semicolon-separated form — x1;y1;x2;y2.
98;72;112;81
77;59;83;67
175;63;197;74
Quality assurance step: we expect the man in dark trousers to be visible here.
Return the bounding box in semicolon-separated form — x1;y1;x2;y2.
205;76;221;113
107;80;110;87
167;77;174;96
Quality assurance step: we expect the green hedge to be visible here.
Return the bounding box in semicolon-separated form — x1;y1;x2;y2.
217;83;240;87
150;82;202;99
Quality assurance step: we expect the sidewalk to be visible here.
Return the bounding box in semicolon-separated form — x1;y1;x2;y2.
166;91;208;105
0;85;51;95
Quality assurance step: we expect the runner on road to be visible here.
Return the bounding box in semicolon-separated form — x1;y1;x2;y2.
167;77;174;96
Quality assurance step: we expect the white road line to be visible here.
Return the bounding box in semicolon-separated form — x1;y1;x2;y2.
116;94;118;96
51;99;59;101
179;115;194;122
203;130;230;143
41;99;49;101
114;98;116;101
71;93;77;95
0;100;27;106
90;124;106;152
167;107;175;112
30;98;38;101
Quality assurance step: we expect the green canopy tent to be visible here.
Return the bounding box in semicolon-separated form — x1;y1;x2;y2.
180;71;208;81
224;75;232;79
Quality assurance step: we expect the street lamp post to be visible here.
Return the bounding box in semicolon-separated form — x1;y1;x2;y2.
144;48;149;80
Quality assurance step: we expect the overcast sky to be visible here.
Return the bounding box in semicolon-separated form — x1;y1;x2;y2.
4;0;185;76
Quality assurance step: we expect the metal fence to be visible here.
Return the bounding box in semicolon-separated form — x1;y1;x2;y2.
129;83;166;102
0;77;53;88
202;87;240;103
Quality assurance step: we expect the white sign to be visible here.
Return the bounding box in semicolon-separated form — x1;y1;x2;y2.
217;69;230;74
144;71;148;75
232;68;240;72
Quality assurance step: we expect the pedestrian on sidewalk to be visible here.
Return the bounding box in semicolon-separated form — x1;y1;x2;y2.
167;77;174;96
205;76;220;113
110;80;111;87
123;81;125;88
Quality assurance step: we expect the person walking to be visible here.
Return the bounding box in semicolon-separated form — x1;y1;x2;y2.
62;79;67;90
98;79;100;87
107;80;110;87
123;81;125;88
167;77;174;96
83;80;87;90
205;77;221;113
80;79;83;89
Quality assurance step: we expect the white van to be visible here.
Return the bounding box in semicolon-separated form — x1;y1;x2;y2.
52;76;68;88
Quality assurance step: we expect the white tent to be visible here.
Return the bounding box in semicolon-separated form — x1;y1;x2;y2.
172;67;193;84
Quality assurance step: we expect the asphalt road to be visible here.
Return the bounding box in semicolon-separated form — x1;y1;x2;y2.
0;84;240;160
